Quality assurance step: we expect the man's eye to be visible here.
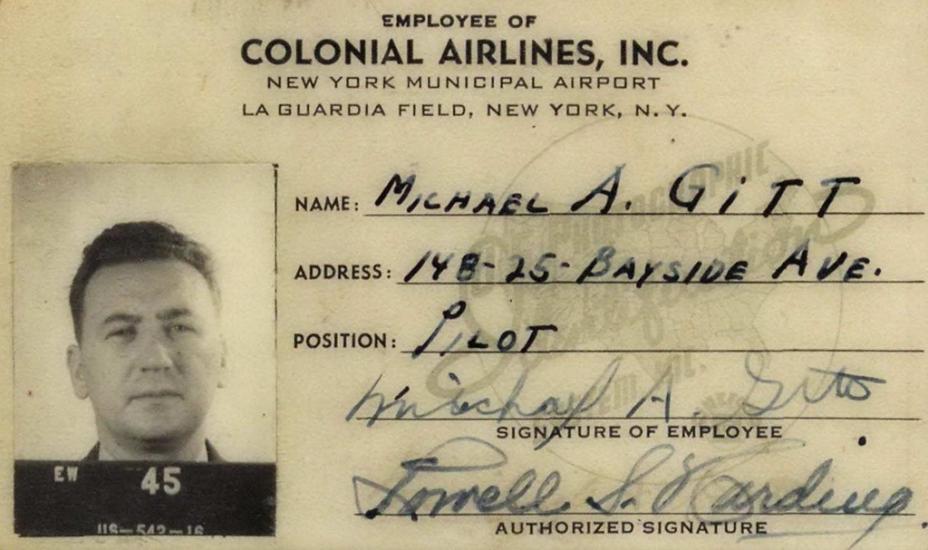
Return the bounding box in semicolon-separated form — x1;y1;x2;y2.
168;323;196;335
106;327;136;340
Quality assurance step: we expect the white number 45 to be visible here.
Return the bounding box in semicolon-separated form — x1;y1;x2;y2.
140;466;182;496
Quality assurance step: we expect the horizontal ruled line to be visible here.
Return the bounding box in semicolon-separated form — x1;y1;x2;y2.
365;211;925;218
354;416;921;422
404;348;924;355
356;511;915;517
398;280;925;286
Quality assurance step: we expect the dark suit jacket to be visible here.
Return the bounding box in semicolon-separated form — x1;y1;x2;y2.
82;440;225;462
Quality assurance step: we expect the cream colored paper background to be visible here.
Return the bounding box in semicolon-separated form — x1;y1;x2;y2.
0;1;926;549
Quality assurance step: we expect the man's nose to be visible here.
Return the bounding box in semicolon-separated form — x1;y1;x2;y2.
136;334;176;373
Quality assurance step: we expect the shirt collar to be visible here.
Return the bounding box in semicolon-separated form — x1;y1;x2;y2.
98;441;209;462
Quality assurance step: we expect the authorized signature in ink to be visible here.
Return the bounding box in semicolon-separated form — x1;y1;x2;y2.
354;437;911;548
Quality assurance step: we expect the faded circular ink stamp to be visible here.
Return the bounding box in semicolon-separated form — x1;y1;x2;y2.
415;113;874;475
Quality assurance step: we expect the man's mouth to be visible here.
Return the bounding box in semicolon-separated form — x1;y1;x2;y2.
130;390;183;401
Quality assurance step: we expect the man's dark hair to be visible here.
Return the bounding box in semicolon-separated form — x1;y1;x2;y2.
69;221;218;340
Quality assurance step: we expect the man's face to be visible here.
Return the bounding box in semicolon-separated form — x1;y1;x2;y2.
68;260;224;452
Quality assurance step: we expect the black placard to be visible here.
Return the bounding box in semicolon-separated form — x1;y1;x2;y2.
14;460;275;537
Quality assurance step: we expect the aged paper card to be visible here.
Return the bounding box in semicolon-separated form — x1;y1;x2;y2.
0;1;925;548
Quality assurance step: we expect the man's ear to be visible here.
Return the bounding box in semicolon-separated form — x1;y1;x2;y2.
217;339;228;389
66;344;89;399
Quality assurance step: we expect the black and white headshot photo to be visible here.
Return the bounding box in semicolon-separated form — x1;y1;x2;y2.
13;163;276;464
67;221;230;462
